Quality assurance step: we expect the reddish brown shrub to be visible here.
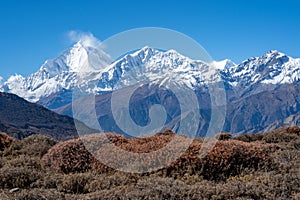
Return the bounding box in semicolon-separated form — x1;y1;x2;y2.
117;129;175;153
0;132;15;151
263;126;300;143
42;130;176;174
215;132;232;140
285;126;300;135
41;137;111;174
234;133;264;142
42;130;279;181
165;140;278;180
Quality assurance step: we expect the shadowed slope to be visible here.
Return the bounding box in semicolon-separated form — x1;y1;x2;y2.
0;92;96;140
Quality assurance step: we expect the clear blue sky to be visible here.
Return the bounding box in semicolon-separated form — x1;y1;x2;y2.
0;0;299;79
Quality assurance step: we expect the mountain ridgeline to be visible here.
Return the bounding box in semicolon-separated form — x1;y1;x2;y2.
1;41;300;137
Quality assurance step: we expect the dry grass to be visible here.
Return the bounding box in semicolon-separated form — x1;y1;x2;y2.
2;134;57;158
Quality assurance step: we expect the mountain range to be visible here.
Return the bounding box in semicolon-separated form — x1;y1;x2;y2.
1;40;300;136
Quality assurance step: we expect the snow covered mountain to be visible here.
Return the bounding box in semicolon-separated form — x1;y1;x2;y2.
0;39;299;105
94;46;225;92
1;41;300;105
2;41;112;102
225;50;300;87
220;50;300;98
0;43;230;102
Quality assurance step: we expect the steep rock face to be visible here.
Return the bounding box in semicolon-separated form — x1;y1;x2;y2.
56;82;300;136
224;82;300;134
56;84;213;137
0;92;96;140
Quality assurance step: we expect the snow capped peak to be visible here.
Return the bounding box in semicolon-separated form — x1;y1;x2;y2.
96;46;218;91
212;59;236;70
139;46;154;53
265;50;282;55
64;41;112;73
68;31;102;49
165;49;180;54
162;49;191;61
226;50;300;88
129;46;158;61
263;50;287;60
0;40;113;102
73;40;85;48
129;47;187;62
266;50;280;54
38;39;112;78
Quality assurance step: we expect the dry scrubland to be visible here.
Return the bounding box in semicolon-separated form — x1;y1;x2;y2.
0;127;299;199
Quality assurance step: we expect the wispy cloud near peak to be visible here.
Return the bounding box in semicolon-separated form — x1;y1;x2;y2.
68;31;101;48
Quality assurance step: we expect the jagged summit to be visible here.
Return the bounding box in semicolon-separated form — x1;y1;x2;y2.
265;49;285;56
213;59;236;70
42;40;111;74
